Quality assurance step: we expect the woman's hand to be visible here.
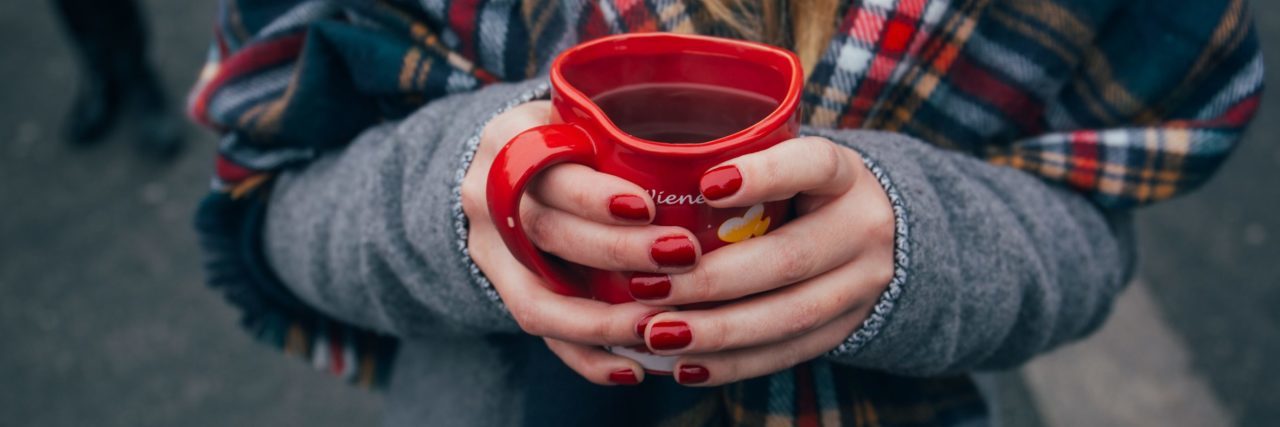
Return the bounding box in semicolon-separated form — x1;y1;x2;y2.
633;137;896;386
460;101;696;385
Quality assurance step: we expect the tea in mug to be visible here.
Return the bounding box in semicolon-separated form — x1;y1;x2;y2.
591;83;780;144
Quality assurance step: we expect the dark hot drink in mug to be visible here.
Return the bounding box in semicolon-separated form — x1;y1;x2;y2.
487;33;803;373
591;83;781;144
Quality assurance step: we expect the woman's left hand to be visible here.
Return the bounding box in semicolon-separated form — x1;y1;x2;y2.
633;136;897;386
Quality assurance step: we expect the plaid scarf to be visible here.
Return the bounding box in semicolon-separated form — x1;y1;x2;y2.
187;0;1261;425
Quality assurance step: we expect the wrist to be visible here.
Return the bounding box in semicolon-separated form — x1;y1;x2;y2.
452;83;552;308
824;147;911;358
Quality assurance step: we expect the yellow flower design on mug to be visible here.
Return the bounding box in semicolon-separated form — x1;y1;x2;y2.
717;204;772;243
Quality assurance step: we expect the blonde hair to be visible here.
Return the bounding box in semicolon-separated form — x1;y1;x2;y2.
699;0;842;75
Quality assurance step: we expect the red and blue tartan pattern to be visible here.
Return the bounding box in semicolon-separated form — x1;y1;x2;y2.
192;0;1261;207
802;0;937;128
187;0;1262;425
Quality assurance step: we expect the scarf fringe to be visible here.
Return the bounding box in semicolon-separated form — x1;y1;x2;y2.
195;189;399;390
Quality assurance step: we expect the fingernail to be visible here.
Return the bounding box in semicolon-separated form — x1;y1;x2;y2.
677;365;709;384
609;194;650;221
634;311;664;338
651;235;696;267
700;165;742;201
609;369;640;385
630;274;671;300
649;320;692;350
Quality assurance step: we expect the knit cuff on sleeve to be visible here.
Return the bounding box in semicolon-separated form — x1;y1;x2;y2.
824;149;911;358
451;82;552;313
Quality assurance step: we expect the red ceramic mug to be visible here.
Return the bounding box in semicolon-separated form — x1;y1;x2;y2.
486;33;803;373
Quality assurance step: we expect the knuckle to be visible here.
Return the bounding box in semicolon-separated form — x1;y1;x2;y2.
869;205;896;242
776;245;813;284
524;208;558;250
567;182;595;213
787;301;824;335
541;166;592;211
778;345;807;371
699;319;729;352
460;182;488;221
758;154;784;191
591;315;616;345
480;114;517;148
512;307;547;336
827;288;857;314
684;266;716;302
606;233;632;269
817;141;844;184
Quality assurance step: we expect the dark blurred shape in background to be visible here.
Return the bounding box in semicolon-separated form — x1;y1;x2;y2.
0;1;1277;426
54;0;182;158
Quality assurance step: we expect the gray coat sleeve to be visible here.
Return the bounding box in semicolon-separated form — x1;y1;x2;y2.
262;80;549;338
815;128;1137;376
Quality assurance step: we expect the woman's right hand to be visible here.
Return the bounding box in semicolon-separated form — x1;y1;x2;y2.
459;101;700;385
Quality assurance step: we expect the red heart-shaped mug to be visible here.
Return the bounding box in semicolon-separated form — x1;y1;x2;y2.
487;33;803;373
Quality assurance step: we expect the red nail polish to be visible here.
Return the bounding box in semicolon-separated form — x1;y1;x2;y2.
609;369;639;385
649;320;692;350
677;365;709;384
609;194;650;221
651;235;696;267
630;274;671;300
634;311;664;338
700;165;742;201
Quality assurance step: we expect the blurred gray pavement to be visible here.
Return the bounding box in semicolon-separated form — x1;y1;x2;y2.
1128;5;1280;424
1;1;1277;426
0;1;380;426
1021;282;1234;426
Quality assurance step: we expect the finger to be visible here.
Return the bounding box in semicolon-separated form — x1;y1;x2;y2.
671;309;866;386
464;101;553;222
530;163;655;224
543;338;646;386
644;252;891;355
470;223;673;346
478;101;552;159
699;137;858;208
638;191;880;305
521;197;701;272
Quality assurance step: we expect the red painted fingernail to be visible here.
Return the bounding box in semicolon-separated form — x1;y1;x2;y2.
651;235;696;267
649;320;692;350
609;194;650;221
634;311;664;338
609;369;640;385
630;274;671;300
700;165;742;201
677;365;709;384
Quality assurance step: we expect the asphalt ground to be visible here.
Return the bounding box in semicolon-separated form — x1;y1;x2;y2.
1131;6;1280;424
0;1;381;425
1;1;1276;426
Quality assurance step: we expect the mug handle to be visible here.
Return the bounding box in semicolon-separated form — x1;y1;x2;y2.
486;123;597;298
